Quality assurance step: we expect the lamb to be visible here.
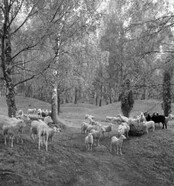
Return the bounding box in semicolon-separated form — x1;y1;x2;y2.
110;135;126;155
143;121;155;133
138;112;146;122
85;133;93;151
2;117;26;147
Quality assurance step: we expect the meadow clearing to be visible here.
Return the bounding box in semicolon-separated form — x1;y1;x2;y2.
0;96;174;186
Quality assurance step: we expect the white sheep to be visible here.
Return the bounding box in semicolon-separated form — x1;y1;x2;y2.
85;133;93;151
37;108;42;115
138;112;146;122
86;123;101;133
90;129;102;146
118;122;130;137
2;117;26;147
101;123;113;137
106;116;114;122
143;121;155;133
110;135;126;155
169;114;174;120
119;122;130;137
117;114;129;122
43;116;53;125
128;117;140;126
27;108;37;114
85;114;95;120
30;119;56;151
17;109;24;117
81;122;90;134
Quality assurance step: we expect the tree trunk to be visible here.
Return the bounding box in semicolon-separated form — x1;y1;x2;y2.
51;82;65;129
51;83;59;121
95;93;98;106
1;1;17;117
163;70;172;116
57;91;60;115
74;87;78;104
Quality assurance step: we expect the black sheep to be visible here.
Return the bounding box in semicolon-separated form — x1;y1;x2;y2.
144;112;167;129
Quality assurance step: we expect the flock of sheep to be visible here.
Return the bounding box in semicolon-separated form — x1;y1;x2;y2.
0;108;60;151
82;112;173;155
0;105;173;156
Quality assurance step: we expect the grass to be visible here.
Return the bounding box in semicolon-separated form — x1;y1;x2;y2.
0;96;174;186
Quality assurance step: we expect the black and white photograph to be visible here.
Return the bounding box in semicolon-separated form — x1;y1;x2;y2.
0;0;174;185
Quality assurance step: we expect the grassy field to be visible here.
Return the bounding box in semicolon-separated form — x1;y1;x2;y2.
0;96;174;186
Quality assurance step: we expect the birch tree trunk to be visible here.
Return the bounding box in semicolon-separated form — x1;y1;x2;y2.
1;1;17;117
51;82;59;122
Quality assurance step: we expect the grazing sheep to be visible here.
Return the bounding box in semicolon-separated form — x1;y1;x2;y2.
85;133;93;151
86;123;100;133
30;120;56;151
106;116;122;124
117;114;129;123
106;116;113;121
88;118;98;125
85;114;94;120
30;120;43;140
118;122;130;137
81;122;89;134
28;108;37;114
110;135;126;155
2;118;26;147
151;113;166;129
91;129;102;146
101;123;113;137
128;117;140;126
17;109;24;117
143;121;155;133
43;116;53;125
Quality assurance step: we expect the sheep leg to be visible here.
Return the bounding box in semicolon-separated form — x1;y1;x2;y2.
90;143;92;151
45;140;48;151
4;135;7;145
120;147;122;155
116;146;119;155
38;137;41;150
146;128;148;134
11;136;14;148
